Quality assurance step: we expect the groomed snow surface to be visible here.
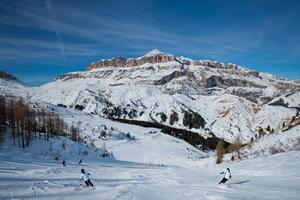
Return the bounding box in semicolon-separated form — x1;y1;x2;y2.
0;137;299;200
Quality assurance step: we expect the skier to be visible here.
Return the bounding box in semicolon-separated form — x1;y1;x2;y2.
219;168;231;184
78;159;83;165
81;169;94;187
62;160;66;167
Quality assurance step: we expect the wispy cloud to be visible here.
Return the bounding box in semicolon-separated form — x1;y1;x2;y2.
0;0;248;61
45;0;65;60
1;0;299;74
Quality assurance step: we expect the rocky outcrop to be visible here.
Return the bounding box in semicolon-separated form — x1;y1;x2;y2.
155;70;186;85
276;82;300;93
193;60;225;69
226;63;238;70
127;54;174;67
192;61;260;78
247;71;260;78
206;75;266;88
87;50;174;70
87;56;127;70
85;50;262;82
57;73;85;81
0;71;18;81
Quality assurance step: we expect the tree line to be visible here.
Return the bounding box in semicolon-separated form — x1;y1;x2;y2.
0;95;80;148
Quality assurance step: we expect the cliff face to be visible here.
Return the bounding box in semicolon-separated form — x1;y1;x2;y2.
87;53;174;70
193;60;225;69
87;56;127;70
206;75;265;88
85;49;261;79
127;54;174;67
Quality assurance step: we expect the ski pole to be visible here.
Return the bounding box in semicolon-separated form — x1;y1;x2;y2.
76;179;82;186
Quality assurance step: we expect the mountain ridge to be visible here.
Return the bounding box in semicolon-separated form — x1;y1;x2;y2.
86;49;260;75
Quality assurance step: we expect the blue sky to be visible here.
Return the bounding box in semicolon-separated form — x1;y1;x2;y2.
0;0;299;86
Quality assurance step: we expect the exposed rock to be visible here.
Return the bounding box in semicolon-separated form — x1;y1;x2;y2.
87;56;126;70
259;96;273;104
227;63;238;70
57;73;85;81
193;60;225;69
0;71;18;81
87;50;174;70
247;71;260;78
127;54;174;67
175;57;192;66
206;75;266;88
57;103;67;108
75;104;85;111
155;70;186;85
269;98;289;107
276;82;300;93
85;50;263;83
127;59;138;67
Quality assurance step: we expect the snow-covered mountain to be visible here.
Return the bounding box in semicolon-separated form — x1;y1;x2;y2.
20;49;298;145
1;49;300;147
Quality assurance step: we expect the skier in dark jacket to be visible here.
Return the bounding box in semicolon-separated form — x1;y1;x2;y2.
62;160;66;167
219;168;231;184
81;169;94;187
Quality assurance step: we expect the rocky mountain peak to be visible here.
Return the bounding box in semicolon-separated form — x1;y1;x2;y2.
87;56;127;70
87;49;175;70
86;50;259;80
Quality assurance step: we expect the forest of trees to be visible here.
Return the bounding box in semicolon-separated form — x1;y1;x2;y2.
0;95;79;148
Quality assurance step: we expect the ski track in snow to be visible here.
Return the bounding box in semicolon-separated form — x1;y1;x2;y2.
0;151;299;200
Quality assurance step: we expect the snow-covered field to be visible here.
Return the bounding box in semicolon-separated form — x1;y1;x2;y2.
1;148;299;200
